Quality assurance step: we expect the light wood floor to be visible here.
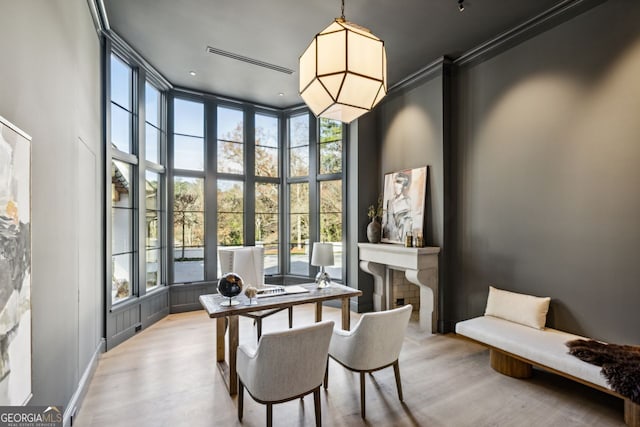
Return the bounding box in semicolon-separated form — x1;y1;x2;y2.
74;305;625;426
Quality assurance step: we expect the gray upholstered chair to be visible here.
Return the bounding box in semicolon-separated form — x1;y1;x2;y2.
237;320;334;427
324;304;412;418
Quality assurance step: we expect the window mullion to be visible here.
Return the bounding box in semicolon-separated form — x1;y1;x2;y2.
245;107;256;247
137;68;147;298
204;99;218;282
166;94;175;286
280;112;289;276
308;113;319;244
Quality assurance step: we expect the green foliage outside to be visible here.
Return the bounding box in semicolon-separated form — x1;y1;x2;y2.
172;114;344;264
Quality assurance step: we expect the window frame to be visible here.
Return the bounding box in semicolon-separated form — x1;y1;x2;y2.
105;39;169;312
169;94;207;284
253;109;282;276
284;111;346;282
165;92;346;287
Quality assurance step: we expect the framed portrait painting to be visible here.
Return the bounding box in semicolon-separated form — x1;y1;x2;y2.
381;166;427;244
0;115;32;405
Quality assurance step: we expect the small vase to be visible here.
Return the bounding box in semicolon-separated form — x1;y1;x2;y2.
366;218;381;243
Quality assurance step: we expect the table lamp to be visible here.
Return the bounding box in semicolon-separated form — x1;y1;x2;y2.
311;242;334;288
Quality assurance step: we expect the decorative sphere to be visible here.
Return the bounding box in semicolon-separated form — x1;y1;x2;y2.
244;286;258;299
217;273;244;298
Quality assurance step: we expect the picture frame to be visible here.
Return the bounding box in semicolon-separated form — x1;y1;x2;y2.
0;115;32;405
381;166;427;244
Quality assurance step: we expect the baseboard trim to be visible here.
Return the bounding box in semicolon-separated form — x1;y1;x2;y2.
170;302;205;313
64;338;105;427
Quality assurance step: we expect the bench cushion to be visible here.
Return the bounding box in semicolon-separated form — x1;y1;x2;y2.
456;316;610;390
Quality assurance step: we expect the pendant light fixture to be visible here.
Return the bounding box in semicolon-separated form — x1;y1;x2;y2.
299;0;387;123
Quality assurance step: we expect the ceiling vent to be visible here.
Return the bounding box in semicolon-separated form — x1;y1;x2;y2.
206;46;294;75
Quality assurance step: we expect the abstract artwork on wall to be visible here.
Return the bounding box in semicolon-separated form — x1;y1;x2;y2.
0;115;31;405
381;166;427;244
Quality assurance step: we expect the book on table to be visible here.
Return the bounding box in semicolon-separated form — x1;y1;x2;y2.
256;285;310;298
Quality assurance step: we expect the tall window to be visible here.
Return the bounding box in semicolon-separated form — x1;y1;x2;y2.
108;51;167;305
166;100;343;284
109;54;135;303
286;114;344;280
145;82;165;291
318;118;343;280
288;114;310;275
255;113;280;274
172;99;205;283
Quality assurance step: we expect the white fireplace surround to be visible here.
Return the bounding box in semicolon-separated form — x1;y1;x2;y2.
358;243;440;333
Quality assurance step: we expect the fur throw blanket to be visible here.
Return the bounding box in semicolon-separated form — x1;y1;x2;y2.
566;339;640;404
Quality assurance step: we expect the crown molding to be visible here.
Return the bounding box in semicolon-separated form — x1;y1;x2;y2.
382;0;605;97
107;31;172;90
387;57;449;97
455;0;605;66
86;0;109;34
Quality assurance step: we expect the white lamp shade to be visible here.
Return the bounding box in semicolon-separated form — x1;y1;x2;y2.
311;242;334;267
299;18;387;123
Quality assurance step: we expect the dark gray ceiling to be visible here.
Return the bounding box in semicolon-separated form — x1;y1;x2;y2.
103;0;568;108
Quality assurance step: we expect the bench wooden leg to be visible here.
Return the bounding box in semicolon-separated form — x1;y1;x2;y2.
490;349;532;379
625;399;640;427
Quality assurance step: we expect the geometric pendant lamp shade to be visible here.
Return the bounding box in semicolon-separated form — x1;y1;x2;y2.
299;17;387;124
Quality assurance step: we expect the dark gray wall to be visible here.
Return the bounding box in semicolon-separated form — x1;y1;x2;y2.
0;0;103;411
379;74;445;249
452;0;640;343
373;0;640;343
375;69;449;328
347;112;380;312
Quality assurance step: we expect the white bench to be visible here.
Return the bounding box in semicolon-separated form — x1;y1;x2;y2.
456;315;640;427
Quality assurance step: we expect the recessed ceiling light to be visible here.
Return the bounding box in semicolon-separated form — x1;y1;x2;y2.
278;92;285;97
189;71;197;76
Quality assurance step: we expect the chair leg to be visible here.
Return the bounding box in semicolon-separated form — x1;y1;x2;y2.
238;380;244;421
323;358;329;389
360;371;366;418
393;360;404;402
267;403;273;427
256;318;262;342
314;387;322;427
288;306;293;328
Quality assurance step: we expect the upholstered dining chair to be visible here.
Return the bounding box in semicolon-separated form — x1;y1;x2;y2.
324;304;412;418
237;321;334;427
219;246;293;341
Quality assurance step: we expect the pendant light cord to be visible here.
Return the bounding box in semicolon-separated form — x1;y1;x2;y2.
341;0;345;19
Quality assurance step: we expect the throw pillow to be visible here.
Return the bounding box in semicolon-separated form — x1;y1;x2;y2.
484;286;551;329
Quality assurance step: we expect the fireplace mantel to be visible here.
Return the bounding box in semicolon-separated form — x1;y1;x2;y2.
358;243;440;333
